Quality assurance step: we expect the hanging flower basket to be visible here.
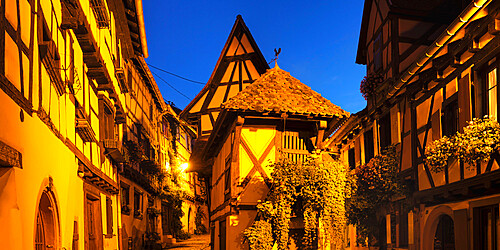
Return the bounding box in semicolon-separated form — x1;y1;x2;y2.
360;74;383;100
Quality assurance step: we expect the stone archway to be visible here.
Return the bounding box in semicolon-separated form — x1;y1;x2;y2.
34;188;60;250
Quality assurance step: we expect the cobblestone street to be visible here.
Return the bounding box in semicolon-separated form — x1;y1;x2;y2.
165;234;211;250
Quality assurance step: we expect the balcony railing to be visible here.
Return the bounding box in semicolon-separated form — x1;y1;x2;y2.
76;118;96;142
102;138;125;162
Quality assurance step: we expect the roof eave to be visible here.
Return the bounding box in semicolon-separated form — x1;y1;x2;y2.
355;0;372;65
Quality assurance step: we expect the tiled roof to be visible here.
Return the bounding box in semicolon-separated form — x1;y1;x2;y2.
222;65;349;118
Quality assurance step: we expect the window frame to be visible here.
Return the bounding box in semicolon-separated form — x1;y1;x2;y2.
133;188;143;219
0;0;36;114
348;147;356;170
442;93;459;137
120;183;130;215
364;129;375;164
479;59;500;120
378;113;391;150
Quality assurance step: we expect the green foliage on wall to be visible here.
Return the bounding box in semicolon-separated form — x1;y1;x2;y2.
194;206;208;235
244;154;350;250
426;116;500;172
346;145;405;244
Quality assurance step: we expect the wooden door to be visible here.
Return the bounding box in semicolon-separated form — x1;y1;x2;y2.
34;212;45;250
219;220;226;250
85;195;102;250
34;191;58;250
474;205;499;250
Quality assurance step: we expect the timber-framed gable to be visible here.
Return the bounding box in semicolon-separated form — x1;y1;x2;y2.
180;15;270;139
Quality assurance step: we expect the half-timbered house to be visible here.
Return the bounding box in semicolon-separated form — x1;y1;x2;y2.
331;0;500;249
180;15;270;160
183;16;349;249
0;0;177;249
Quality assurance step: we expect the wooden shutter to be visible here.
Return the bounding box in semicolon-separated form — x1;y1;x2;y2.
458;74;472;132
453;209;469;250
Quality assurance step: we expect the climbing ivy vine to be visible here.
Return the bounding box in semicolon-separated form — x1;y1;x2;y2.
244;154;350;250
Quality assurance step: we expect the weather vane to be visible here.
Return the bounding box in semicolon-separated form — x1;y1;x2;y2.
269;48;281;66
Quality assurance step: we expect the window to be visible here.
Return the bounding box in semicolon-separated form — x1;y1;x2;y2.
378;114;391;150
442;97;458;137
487;67;498;120
474;204;499;250
373;32;383;72
134;189;143;219
364;129;374;163
120;184;130;215
0;0;36;113
105;197;113;236
348;148;356;170
99;100;115;141
39;14;64;95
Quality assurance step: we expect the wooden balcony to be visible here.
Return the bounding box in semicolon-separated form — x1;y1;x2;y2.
115;66;129;93
76;118;96;142
102;139;125;163
89;0;109;28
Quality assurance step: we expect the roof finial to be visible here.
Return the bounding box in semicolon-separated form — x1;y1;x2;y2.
273;48;281;68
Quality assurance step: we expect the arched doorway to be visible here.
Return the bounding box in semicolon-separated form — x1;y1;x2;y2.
34;190;59;250
434;215;455;250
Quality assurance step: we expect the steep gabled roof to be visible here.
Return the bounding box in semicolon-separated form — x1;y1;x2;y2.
222;65;349;118
180;15;269;120
355;0;470;65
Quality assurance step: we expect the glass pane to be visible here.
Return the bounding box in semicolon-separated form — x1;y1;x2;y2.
488;68;497;120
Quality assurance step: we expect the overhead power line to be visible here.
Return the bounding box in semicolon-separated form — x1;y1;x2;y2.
147;63;206;85
150;71;192;100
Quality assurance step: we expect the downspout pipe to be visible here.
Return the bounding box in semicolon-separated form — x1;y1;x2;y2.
135;0;149;58
388;0;490;98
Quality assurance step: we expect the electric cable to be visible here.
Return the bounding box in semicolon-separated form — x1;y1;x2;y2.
150;71;192;100
147;63;205;85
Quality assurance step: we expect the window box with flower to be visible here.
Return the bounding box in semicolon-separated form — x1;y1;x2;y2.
425;116;500;172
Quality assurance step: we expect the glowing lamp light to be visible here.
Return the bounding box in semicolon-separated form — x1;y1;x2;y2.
165;162;170;171
180;162;189;173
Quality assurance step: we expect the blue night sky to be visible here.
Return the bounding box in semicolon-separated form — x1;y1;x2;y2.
142;0;367;114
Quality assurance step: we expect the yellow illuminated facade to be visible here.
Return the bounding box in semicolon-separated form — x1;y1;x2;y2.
0;0;180;249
